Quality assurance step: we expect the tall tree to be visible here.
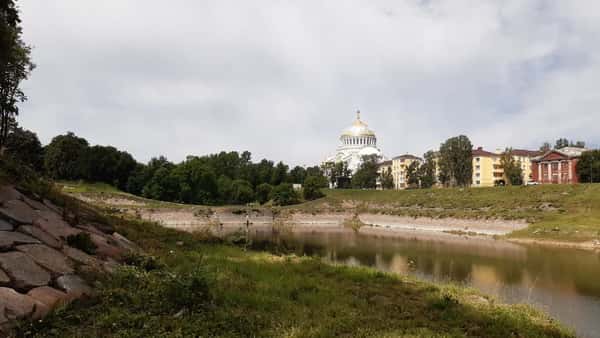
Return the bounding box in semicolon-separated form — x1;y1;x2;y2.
4;126;43;170
44;132;89;179
499;148;523;186
0;1;34;151
438;135;473;187
351;155;379;189
270;161;289;186
576;150;600;184
288;166;307;184
539;142;551;153
554;138;569;149
380;167;394;190
406;161;421;188
420;151;437;189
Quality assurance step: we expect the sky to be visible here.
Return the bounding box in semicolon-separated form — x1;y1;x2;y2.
17;0;600;166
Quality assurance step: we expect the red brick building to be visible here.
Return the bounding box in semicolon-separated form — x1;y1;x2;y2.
531;147;587;184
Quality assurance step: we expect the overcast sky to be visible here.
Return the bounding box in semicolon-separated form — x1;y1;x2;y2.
17;1;600;166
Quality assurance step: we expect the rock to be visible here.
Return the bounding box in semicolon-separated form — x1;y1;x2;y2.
0;268;9;284
21;195;49;212
0;219;13;231
0;304;7;326
112;232;139;252
0;186;22;204
0;200;37;225
42;199;62;214
62;246;100;267
0;252;51;291
0;287;36;319
0;231;41;250
55;275;93;298
89;233;125;260
74;224;105;236
17;225;62;249
103;258;120;273
16;244;74;275
33;216;81;241
27;286;69;308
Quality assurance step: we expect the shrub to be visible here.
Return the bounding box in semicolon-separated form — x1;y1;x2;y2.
303;176;325;201
255;183;273;204
271;183;300;206
123;252;164;271
66;233;97;255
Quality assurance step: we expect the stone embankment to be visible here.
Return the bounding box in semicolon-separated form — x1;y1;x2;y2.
0;185;137;332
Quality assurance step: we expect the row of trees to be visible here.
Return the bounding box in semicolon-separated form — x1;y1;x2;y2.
4;129;328;206
540;138;586;152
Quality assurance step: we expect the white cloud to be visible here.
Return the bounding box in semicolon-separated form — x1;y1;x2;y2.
17;0;600;165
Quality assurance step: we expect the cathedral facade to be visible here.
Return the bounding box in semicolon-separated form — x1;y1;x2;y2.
324;111;383;173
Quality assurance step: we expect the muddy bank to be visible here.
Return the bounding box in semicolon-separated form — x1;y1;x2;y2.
507;238;600;251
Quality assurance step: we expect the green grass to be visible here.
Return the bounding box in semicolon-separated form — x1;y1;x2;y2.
59;180;600;242
13;211;574;338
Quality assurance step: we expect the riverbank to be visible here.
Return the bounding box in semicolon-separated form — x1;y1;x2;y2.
14;203;574;337
58;181;600;250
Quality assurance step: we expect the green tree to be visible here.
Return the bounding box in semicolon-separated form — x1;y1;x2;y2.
271;183;299;206
270;161;289;186
230;179;254;204
4;126;43;170
351;155;379;189
0;1;35;151
576;150;600;183
288;166;307;184
539;142;551;153
126;164;148;195
438;135;473;187
303;176;325;200
255;183;273;204
554;138;569;149
142;166;179;201
420;151;437;189
380;167;394;190
406;161;421;188
500;148;523;186
44;132;89;179
324;161;351;188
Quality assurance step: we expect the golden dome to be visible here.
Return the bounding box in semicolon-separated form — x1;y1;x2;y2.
341;110;376;137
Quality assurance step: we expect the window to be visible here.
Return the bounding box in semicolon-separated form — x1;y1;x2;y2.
476;173;480;177
476;180;481;185
476;165;480;170
476;158;480;162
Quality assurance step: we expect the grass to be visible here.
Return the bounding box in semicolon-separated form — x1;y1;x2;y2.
58;180;600;242
13;211;574;337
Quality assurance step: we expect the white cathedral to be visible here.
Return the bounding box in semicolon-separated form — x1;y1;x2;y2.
324;110;384;173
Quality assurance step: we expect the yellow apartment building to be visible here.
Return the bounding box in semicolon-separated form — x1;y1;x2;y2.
472;147;541;187
392;154;423;189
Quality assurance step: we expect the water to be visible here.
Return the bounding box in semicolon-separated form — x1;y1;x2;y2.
245;226;600;338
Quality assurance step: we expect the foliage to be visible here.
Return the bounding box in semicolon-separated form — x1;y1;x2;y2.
576;150;600;183
0;1;35;150
554;138;585;149
323;161;351;189
288;165;306;184
379;167;394;190
4;126;43;170
406;161;421;188
438;135;473;187
351;155;379;189
271;183;300;206
66;233;97;255
302;175;325;200
500;148;524;186
14;205;575;338
540;142;551;153
420;150;437;188
44;132;89;180
255;183;273;204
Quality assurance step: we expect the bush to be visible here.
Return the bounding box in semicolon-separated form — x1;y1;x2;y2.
271;183;300;206
303;176;325;201
123;252;164;271
66;233;97;255
255;183;273;204
163;267;212;312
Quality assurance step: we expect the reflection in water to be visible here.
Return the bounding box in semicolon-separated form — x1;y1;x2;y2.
247;226;600;338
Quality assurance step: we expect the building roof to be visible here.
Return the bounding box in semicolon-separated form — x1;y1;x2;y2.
340;110;376;137
392;154;422;161
472;147;498;157
511;149;543;157
533;147;588;161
